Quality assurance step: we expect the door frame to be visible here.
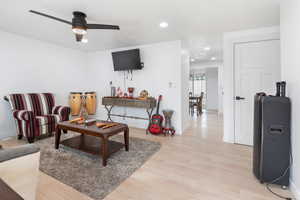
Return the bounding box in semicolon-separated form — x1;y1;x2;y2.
233;39;280;145
222;26;280;144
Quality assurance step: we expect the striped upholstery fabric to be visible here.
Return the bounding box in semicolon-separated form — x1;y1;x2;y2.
52;106;71;121
36;115;61;126
7;93;70;143
36;114;61;134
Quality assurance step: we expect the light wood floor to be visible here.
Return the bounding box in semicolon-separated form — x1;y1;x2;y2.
1;112;293;200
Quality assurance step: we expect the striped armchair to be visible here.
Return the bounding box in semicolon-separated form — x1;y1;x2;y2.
5;93;70;143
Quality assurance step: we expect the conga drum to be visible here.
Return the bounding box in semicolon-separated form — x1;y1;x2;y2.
85;92;97;115
69;92;82;116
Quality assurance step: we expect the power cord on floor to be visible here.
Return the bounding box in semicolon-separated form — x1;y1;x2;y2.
266;167;292;199
265;142;295;200
266;184;292;200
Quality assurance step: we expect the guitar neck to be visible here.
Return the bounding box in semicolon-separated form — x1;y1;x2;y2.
156;101;160;114
155;95;162;115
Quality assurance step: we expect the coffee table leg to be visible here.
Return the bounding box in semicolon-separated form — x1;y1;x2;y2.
55;127;61;149
124;128;129;151
101;137;108;166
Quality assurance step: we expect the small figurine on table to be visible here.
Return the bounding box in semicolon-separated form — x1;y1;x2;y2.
128;87;134;98
116;87;123;97
162;109;175;136
139;90;149;100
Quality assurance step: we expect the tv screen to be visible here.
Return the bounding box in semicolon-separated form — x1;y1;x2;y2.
112;49;142;71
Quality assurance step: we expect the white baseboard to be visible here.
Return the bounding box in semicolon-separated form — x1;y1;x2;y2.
0;136;15;141
290;180;300;199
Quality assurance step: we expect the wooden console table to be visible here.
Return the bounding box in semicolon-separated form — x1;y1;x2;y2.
102;97;157;132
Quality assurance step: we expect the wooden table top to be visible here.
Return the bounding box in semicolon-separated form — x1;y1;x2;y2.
57;120;128;138
102;97;157;109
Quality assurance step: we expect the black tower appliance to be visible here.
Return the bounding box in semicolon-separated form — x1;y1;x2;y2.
253;82;291;187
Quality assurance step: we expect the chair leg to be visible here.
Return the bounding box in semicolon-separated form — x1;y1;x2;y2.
27;137;34;144
197;106;201;116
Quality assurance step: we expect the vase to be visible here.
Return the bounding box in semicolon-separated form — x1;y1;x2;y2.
79;95;89;120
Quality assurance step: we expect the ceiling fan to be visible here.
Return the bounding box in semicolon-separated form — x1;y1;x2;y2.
29;10;120;43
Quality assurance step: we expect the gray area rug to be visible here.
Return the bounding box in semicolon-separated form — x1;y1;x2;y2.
36;133;161;200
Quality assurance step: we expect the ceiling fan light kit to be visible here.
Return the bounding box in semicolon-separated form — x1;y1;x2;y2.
72;27;87;35
72;11;87;35
29;10;120;43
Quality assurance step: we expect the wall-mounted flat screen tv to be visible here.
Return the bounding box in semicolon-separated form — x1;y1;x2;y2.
112;49;143;71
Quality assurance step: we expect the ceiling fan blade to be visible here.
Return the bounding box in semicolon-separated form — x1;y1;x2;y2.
87;24;120;30
29;10;72;25
75;34;83;42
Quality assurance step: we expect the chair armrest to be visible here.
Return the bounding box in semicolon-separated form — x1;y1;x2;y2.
52;105;71;121
4;96;9;102
0;144;40;163
12;110;35;121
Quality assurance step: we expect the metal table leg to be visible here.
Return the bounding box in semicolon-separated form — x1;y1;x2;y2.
104;105;114;122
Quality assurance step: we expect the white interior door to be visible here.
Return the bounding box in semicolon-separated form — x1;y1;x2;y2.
234;40;280;146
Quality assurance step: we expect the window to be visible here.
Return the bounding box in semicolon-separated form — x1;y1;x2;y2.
189;73;206;106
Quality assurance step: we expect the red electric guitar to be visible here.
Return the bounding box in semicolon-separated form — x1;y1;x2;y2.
148;95;163;135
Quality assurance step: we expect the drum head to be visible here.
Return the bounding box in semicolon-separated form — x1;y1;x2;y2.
70;92;83;94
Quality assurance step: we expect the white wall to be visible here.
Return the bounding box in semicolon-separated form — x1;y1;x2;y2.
190;61;222;73
205;68;218;110
218;65;224;114
0;31;185;138
0;30;88;139
87;41;184;134
280;1;300;198
181;52;190;131
223;26;280;143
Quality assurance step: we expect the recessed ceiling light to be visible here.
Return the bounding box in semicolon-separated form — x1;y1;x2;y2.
159;22;169;28
211;57;216;61
204;46;211;51
190;58;195;62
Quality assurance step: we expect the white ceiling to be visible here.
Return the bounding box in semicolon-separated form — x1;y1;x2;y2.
0;0;280;61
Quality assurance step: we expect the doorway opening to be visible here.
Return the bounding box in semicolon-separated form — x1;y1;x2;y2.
189;73;206;116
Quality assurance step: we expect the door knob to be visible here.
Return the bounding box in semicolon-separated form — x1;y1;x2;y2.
236;96;245;100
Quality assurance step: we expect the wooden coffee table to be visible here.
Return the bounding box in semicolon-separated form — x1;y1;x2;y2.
55;121;129;166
